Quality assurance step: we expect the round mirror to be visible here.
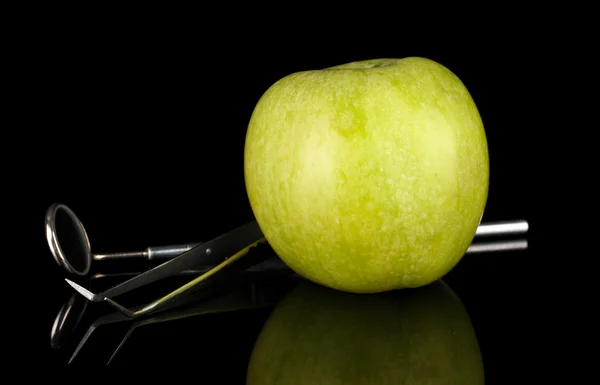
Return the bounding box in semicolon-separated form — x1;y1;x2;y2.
45;203;92;276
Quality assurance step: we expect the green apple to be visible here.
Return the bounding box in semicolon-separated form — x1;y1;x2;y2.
244;57;489;293
247;280;484;385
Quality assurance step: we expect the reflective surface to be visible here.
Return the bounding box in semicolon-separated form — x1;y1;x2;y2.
247;280;484;384
26;242;543;383
16;16;563;379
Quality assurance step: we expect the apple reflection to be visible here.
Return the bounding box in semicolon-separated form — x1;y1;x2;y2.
247;280;483;385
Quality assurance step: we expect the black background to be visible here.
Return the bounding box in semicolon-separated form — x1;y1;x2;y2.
8;6;569;381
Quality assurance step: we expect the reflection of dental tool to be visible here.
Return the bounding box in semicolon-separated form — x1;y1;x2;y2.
466;239;528;253
57;275;302;364
50;293;88;350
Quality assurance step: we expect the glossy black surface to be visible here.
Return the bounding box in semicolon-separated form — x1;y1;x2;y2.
15;10;561;381
32;243;539;381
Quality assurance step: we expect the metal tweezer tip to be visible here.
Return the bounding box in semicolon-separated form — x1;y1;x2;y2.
65;278;104;302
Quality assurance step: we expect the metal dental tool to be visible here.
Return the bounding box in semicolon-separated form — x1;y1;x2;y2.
46;202;529;276
52;236;528;349
46;203;204;276
51;256;295;351
65;235;528;320
51;203;528;319
65;234;275;318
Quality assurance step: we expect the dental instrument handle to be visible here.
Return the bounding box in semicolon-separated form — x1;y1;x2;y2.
94;243;202;261
92;220;529;261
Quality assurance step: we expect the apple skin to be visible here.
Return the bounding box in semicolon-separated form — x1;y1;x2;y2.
244;57;489;293
246;280;484;385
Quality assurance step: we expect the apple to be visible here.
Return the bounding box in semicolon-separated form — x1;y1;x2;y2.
244;57;489;293
246;279;484;385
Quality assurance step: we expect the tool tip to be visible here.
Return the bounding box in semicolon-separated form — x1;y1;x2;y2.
65;278;98;302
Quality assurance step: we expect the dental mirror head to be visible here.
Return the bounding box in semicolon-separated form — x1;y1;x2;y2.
45;203;92;276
